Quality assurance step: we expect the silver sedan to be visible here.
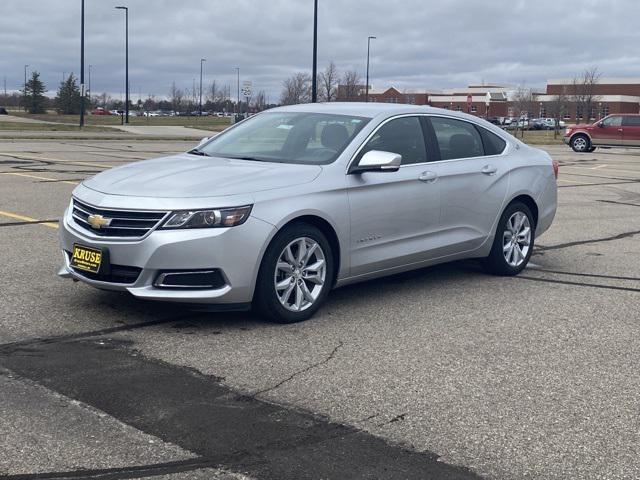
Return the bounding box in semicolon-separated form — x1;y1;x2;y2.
59;103;558;323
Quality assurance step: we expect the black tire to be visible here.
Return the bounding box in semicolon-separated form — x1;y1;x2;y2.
254;223;334;324
570;134;590;153
483;202;535;276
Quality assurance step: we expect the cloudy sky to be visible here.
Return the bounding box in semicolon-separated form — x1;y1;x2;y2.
1;0;638;101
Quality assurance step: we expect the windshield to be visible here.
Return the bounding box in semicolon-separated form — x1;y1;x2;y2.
197;112;370;164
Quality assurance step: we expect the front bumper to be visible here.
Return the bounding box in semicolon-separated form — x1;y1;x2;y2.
58;207;276;304
562;136;570;145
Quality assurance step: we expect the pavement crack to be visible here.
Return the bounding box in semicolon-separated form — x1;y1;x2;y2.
377;413;407;427
0;457;220;480
597;199;640;208
250;341;344;398
537;229;640;251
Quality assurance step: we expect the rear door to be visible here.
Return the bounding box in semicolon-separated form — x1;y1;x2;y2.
593;115;623;145
622;116;640;147
425;116;510;254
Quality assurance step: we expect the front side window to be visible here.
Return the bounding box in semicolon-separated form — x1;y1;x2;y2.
358;116;428;165
602;116;622;127
430;117;484;160
198;112;369;165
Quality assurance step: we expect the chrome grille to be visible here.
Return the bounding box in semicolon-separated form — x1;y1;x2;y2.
71;198;168;238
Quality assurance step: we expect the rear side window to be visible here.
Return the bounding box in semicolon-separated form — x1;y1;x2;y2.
622;116;640;126
430;117;484;160
479;127;507;155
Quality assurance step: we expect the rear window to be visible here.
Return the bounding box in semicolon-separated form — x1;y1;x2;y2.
622;116;640;126
479;127;507;155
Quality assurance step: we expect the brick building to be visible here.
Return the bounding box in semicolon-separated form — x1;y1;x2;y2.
340;78;640;123
536;78;640;122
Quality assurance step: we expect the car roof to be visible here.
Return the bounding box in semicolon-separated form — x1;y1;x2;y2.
267;102;515;143
270;102;470;120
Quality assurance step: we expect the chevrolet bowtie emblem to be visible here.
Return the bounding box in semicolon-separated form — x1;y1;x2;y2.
87;214;112;229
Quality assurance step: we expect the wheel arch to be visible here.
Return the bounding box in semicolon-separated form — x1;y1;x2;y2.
570;131;592;145
264;214;342;288
506;194;539;229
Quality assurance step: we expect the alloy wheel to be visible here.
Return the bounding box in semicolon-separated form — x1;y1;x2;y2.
572;136;588;152
502;211;531;267
274;237;326;312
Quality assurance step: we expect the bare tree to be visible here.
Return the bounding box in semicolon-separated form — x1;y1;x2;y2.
571;67;601;125
169;81;183;112
319;61;339;102
511;85;536;139
206;80;218;104
280;72;311;105
253;90;267;112
338;70;362;101
548;86;569;139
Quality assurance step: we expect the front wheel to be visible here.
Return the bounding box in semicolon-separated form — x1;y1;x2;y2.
483;202;534;276
254;223;334;323
570;134;590;153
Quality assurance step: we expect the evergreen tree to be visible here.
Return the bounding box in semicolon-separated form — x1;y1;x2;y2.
23;71;47;114
55;73;82;115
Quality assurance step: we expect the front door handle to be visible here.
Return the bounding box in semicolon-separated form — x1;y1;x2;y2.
481;164;498;175
419;171;438;183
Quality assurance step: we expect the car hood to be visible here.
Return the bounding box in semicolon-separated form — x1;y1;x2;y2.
82;153;323;198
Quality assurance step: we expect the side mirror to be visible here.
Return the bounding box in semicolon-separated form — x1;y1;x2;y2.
597;121;604;128
197;137;210;147
351;150;402;174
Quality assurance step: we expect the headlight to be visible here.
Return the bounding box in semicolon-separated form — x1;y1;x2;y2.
565;128;571;135
161;205;252;229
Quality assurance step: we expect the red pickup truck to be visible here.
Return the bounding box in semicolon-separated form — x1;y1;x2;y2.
564;114;640;152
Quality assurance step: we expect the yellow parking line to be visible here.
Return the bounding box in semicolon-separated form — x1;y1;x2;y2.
0;209;58;229
1;172;79;185
0;153;112;169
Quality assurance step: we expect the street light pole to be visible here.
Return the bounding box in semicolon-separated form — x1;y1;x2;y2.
115;6;129;124
311;0;318;103
365;36;376;103
199;58;206;116
80;0;85;128
235;67;240;118
23;64;29;112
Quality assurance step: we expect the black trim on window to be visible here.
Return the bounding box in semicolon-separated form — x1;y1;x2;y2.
420;117;441;162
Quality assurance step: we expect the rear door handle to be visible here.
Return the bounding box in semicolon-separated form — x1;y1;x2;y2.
419;171;438;183
481;164;498;175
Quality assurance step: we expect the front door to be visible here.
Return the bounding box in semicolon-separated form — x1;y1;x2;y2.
346;116;441;277
593;115;624;145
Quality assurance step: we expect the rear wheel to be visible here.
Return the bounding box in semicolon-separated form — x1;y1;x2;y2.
570;134;590;153
254;223;334;323
483;202;534;276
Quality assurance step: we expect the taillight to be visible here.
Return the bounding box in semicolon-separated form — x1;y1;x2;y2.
552;160;559;179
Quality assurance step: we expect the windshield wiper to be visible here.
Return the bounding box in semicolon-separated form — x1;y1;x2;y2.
187;149;211;157
225;155;266;162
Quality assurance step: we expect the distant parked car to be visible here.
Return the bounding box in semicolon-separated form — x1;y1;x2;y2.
91;108;110;116
539;118;566;130
564;114;640;152
0;107;8;115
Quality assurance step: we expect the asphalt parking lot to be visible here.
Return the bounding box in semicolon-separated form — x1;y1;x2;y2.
1;139;639;479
